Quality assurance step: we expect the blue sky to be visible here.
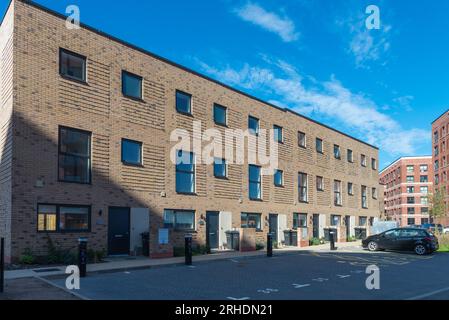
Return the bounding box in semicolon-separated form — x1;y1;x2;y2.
2;0;449;167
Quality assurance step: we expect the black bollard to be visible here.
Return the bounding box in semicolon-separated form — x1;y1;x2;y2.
0;238;4;293
185;234;192;265
330;231;337;251
78;237;88;278
267;233;273;257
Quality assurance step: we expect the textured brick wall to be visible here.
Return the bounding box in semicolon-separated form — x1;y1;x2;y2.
0;2;14;262
6;0;380;260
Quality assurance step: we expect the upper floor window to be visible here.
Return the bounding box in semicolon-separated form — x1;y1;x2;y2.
361;185;368;208
334;145;341;160
122;71;142;100
434;131;439;143
58;126;91;184
175;150;195;194
59;48;86;82
298;172;308;202
176;90;192;115
249;165;262;200
420;165;428;173
420;186;429;195
348;182;354;195
273;125;283;143
316;138;323;154
372;187;378;199
121;139;142;166
361;154;367;167
371;158;377;170
434;146;439;156
248;116;260;136
334;180;342;206
274;169;284;187
213;104;227;126
214;158;227;179
407;186;415;193
406;176;414;183
316;176;324;191
407;165;414;173
298;131;306;148
347;149;354;163
420;175;428;183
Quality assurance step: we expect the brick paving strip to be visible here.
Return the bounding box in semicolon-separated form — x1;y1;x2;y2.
5;241;363;281
0;277;79;300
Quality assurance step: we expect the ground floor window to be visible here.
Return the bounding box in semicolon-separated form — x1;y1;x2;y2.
421;218;429;224
163;209;195;231
37;204;90;232
331;215;341;226
293;213;307;229
407;218;415;225
359;216;367;226
241;212;262;230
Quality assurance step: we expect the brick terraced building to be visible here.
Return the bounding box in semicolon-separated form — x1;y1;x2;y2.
0;0;380;262
432;110;449;226
380;156;433;227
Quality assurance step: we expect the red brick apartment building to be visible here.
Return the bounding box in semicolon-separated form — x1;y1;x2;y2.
432;110;449;226
0;1;380;263
380;157;433;227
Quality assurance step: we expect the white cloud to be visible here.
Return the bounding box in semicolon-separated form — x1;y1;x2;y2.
234;3;299;42
393;95;414;112
198;58;428;155
337;13;392;68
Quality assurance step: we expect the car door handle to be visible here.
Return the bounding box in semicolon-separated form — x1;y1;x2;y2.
115;235;124;238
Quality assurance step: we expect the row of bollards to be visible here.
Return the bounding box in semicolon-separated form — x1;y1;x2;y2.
183;231;337;266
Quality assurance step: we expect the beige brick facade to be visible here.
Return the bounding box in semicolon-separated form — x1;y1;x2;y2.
0;0;380;262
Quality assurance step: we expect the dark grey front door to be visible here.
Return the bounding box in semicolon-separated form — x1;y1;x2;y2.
108;207;130;255
345;216;351;239
269;214;278;242
313;214;320;238
206;212;219;250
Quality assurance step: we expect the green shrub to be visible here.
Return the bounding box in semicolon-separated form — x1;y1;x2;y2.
347;236;357;242
309;237;321;246
437;234;449;252
256;242;265;250
19;248;36;265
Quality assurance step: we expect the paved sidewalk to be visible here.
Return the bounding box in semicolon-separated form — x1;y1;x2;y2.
5;241;363;280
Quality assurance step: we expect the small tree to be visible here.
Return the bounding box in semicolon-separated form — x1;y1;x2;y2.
429;188;446;225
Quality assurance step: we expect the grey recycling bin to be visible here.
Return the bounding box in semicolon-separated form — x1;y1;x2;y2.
291;230;298;247
324;228;338;242
283;230;291;246
225;231;240;251
355;228;367;240
141;232;150;257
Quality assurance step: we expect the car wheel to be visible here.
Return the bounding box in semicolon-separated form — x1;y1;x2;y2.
414;244;427;256
367;241;378;252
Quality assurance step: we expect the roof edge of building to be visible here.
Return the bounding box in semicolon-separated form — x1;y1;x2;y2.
12;0;381;150
380;156;433;174
432;109;449;124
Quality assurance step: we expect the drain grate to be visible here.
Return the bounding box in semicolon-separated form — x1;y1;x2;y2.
33;268;61;273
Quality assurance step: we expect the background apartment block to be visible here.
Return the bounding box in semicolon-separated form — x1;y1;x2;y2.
432;110;449;226
0;0;380;262
380;157;433;227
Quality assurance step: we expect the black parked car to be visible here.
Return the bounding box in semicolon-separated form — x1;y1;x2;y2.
362;228;439;255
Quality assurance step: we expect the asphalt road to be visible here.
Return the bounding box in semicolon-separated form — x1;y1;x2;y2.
48;250;449;300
